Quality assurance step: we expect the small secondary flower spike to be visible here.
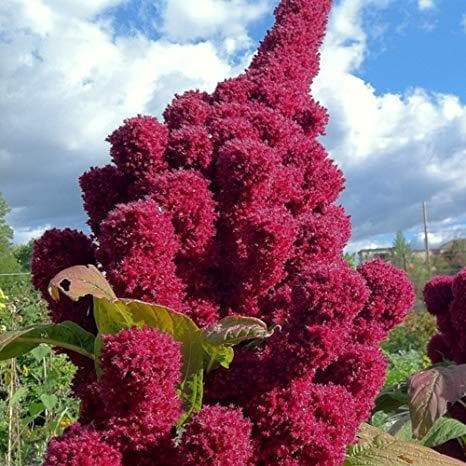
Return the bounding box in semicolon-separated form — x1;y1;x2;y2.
32;0;414;464
424;271;466;461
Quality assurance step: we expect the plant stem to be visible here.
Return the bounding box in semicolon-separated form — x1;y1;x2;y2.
6;358;15;466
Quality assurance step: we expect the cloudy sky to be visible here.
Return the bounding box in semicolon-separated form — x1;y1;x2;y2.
0;0;465;252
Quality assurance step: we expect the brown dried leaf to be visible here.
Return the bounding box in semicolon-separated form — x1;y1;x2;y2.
48;265;116;302
203;315;276;346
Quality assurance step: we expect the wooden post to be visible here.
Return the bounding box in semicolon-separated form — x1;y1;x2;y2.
423;201;432;277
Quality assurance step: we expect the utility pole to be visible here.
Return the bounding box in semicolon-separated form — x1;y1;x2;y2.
423;201;432;277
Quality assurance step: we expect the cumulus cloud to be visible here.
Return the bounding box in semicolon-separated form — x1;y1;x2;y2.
1;0;465;253
314;0;466;245
346;238;392;254
0;0;237;241
161;0;271;52
417;0;436;11
410;215;466;249
13;224;52;245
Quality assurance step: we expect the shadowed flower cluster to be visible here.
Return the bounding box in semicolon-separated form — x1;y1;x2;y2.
31;0;414;464
424;271;466;461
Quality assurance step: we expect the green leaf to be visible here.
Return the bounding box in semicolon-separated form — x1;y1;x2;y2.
374;384;408;414
48;266;269;426
27;402;45;420
94;334;104;377
408;364;466;439
384;411;413;441
345;424;464;465
0;321;95;361
204;343;234;372
93;297;235;425
422;417;466;448
10;386;28;405
93;298;136;334
40;394;58;411
204;316;276;346
30;345;51;362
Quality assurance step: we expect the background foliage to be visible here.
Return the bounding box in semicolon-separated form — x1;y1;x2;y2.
0;193;77;466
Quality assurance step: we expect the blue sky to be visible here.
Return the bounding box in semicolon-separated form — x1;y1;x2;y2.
360;0;466;99
0;0;465;253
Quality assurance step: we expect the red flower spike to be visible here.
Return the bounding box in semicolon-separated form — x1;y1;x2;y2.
33;0;416;463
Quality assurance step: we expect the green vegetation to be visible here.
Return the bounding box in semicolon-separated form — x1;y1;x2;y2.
0;193;77;466
382;310;435;388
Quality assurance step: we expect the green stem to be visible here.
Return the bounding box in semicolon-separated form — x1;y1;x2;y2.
15;338;95;360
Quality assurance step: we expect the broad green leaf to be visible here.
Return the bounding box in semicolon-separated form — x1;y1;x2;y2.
48;264;116;302
93;298;136;334
30;345;51;362
374;384;408;414
27;402;45;421
10;386;28;405
204;316;276;346
204;343;234;373
93;297;234;424
385;412;413;441
408;364;466;438
40;394;58;411
345;424;464;465
0;321;95;361
94;334;104;377
422;417;466;448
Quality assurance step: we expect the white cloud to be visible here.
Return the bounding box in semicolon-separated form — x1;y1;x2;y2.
314;0;466;243
417;0;435;10
161;0;270;51
410;215;466;249
1;0;466;253
346;238;392;254
12;223;51;245
43;0;125;18
0;0;237;242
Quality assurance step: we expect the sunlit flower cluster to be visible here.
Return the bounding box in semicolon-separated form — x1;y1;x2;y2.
32;0;414;464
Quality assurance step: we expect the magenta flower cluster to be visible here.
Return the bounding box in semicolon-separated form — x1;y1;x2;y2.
31;0;414;464
424;271;466;461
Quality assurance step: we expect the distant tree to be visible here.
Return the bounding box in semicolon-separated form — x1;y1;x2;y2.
0;193;21;279
441;239;466;275
392;231;412;272
0;192;13;255
343;252;357;268
432;253;450;275
13;240;34;271
408;256;431;309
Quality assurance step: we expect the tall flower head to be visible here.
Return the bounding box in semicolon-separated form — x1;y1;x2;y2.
34;0;415;463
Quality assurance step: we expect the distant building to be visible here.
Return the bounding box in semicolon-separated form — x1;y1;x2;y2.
358;247;394;263
357;240;462;264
